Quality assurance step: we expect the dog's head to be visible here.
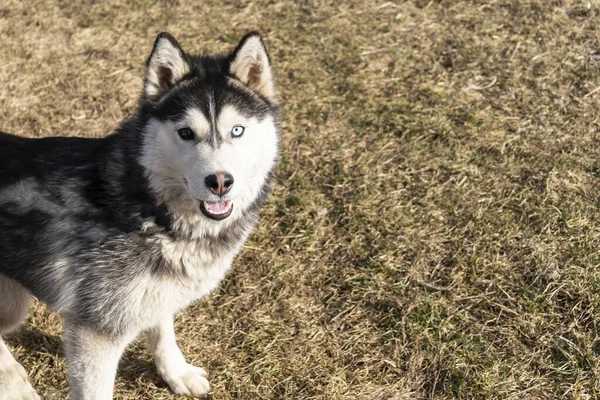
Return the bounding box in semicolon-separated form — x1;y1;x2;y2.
138;32;279;225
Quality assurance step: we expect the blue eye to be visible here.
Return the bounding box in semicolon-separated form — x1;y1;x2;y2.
231;125;245;138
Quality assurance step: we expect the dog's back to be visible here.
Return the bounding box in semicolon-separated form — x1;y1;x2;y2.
0;131;106;187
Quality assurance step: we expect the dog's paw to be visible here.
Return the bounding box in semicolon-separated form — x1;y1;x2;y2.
0;359;40;400
159;363;210;398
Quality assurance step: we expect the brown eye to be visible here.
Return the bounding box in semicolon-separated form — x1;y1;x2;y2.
177;128;195;141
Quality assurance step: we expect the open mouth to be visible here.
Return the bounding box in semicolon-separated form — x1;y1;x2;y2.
199;200;233;220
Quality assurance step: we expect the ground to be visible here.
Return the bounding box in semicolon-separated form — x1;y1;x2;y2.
0;0;599;399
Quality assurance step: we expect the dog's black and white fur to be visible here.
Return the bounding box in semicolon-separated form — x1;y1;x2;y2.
0;32;279;399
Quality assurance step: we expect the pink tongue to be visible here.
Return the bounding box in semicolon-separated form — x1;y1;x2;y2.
205;200;231;214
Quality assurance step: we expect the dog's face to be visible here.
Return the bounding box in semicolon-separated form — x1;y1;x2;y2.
139;33;278;223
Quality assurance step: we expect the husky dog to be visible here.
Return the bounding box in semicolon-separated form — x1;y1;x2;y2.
0;31;279;399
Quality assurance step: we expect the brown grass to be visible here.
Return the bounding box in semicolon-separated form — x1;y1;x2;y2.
2;0;600;399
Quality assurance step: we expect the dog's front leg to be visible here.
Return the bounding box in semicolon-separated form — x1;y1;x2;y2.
146;316;210;397
63;322;131;400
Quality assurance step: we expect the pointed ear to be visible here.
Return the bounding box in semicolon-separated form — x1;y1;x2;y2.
144;32;191;101
229;32;275;100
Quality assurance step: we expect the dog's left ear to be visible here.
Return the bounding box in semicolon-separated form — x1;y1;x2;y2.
144;32;191;101
229;32;275;100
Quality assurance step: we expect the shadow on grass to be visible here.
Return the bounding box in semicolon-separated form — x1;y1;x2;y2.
7;328;62;356
119;348;162;385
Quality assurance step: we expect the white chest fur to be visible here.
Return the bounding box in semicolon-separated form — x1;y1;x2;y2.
120;235;238;333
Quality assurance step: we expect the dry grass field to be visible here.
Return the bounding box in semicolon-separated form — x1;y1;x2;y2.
1;0;600;398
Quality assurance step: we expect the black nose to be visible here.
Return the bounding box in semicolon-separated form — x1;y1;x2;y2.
205;172;234;196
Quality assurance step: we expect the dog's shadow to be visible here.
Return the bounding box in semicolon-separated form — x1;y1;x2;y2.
8;328;165;387
8;328;62;356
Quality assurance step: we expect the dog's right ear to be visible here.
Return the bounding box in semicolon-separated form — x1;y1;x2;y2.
143;32;190;101
229;32;275;100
